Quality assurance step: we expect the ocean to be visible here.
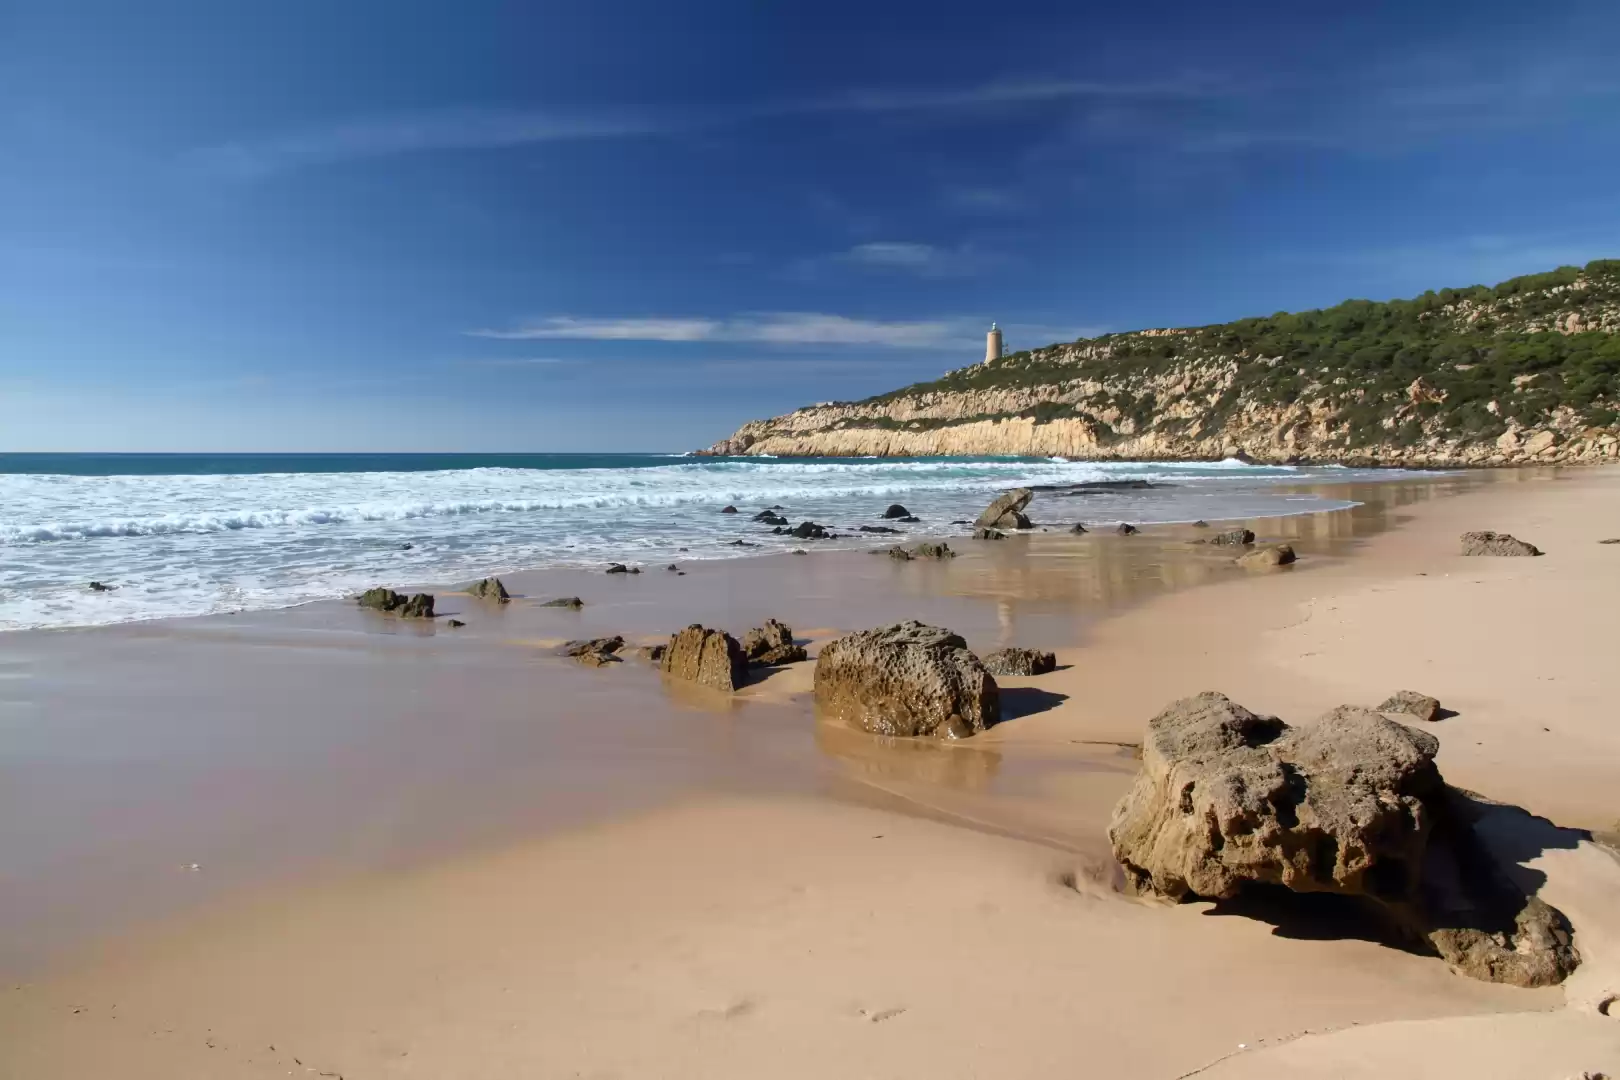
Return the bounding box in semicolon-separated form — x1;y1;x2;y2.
0;452;1406;631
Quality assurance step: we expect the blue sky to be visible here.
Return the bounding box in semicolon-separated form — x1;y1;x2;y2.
3;1;1619;452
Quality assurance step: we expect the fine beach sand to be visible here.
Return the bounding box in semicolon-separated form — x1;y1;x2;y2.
3;469;1619;1078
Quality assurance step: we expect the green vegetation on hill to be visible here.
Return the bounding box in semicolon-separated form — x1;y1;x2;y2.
860;259;1620;446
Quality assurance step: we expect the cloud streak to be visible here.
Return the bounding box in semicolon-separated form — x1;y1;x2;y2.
467;312;977;348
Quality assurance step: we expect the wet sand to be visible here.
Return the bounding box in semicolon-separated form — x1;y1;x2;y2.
2;468;1618;1077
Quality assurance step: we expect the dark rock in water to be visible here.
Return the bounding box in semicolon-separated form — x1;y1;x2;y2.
974;488;1034;530
859;525;901;534
1206;528;1255;547
791;549;808;555
882;503;910;519
606;563;630;574
896;515;920;523
666;564;679;571
1068;523;1087;535
468;576;510;602
540;596;584;609
88;581;117;592
767;504;785;510
557;635;625;658
1033;479;1158;496
813;620;999;739
1237;544;1295;568
400;543;414;550
790;521;831;540
726;539;758;547
982;647;1057;677
1460;531;1542;557
742;619;807;666
446;619;466;628
1107;692;1579;987
1191;520;1210;528
1116;523;1138;536
972;527;1005;540
753;510;789;525
913;542;955;559
1378;690;1443;723
887;546;913;561
720;505;739;514
951;520;971;525
357;588;435;618
630;567;642;574
659;624;748;691
640;643;667;664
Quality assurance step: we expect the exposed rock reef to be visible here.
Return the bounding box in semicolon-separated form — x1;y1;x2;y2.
741;619;807;667
1107;692;1578;987
814;620;1000;739
974;488;1033;530
467;577;510;602
357;587;434;618
699;261;1620;465
981;647;1057;677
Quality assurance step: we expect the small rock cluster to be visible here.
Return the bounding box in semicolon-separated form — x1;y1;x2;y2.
1460;531;1543;556
357;587;435;618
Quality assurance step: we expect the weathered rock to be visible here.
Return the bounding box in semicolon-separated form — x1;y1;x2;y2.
1109;694;1440;905
813;620;999;739
557;635;625;658
606;563;630;574
88;580;117;592
446;618;466;628
913;542;955;559
974;488;1034;530
357;588;435;618
895;515;920;522
742;620;807;666
666;564;679;571
1108;693;1581;986
1206;528;1255;546
753;510;789;525
720;505;739;514
576;650;620;667
790;521;831;539
1116;523;1139;535
882;503;911;519
659;624;748;691
540;596;584;609
887;546;913;561
859;525;901;534
982;647;1057;676
972;527;1005;540
467;576;510;602
1191;520;1210;528
1460;531;1542;557
1237;544;1296;568
791;548;807;555
639;643;667;664
1069;523;1088;535
1378;690;1443;723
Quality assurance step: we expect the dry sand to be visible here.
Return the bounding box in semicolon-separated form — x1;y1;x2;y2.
3;468;1619;1078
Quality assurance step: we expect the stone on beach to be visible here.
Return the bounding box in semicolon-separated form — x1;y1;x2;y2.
882;503;911;519
972;527;1005;540
659;624;748;691
357;587;435;618
886;546;913;561
912;541;955;559
813;620;999;739
1116;523;1139;536
859;525;901;534
720;505;738;514
540;596;584;609
974;488;1034;531
1237;544;1296;568
467;576;510;602
1460;531;1543;557
1069;523;1088;535
1204;528;1255;546
789;521;832;539
557;636;625;662
606;563;630;574
446;618;466;628
1107;692;1579;987
1378;690;1443;723
87;581;117;592
981;647;1057;677
741;618;807;667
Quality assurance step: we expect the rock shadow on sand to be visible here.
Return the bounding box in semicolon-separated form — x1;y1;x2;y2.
996;686;1070;722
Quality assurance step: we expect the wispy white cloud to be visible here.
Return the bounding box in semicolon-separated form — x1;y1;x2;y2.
467;312;973;348
789;240;1005;281
456;356;574;367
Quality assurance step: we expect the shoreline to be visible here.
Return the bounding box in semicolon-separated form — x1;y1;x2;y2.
3;465;1618;1077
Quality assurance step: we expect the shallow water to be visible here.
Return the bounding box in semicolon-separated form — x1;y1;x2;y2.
0;453;1427;630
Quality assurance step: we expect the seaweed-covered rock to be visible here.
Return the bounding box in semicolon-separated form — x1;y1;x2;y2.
982;647;1057;677
882;503;911;519
540;596;584;609
1460;531;1542;557
1237;544;1296;568
659;624;748;691
467;576;510;602
741;619;807;666
1378;690;1443;723
813;620;999;739
974;488;1034;530
357;588;435;618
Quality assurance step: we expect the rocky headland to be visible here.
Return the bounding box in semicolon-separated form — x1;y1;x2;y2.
700;260;1620;466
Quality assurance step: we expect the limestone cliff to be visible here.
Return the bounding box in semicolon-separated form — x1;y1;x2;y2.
701;261;1620;466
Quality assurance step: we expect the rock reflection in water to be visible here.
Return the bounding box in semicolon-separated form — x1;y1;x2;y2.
814;720;1003;792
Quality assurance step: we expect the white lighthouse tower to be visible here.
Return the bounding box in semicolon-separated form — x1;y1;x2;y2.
984;322;1003;365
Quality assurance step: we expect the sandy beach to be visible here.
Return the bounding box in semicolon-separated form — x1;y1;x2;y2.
3;468;1618;1078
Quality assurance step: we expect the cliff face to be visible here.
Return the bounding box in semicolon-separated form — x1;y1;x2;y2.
702;261;1620;466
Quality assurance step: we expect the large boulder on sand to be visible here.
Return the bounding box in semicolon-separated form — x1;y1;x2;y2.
1108;692;1579;986
1237;543;1295;568
1378;690;1443;723
813;620;999;739
974;488;1033;530
660;624;748;691
1460;531;1542;556
982;647;1057;676
741;619;807;666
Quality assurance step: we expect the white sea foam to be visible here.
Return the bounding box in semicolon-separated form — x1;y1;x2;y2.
0;457;1402;631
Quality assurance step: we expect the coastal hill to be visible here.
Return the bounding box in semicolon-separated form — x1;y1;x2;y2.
700;260;1620;465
